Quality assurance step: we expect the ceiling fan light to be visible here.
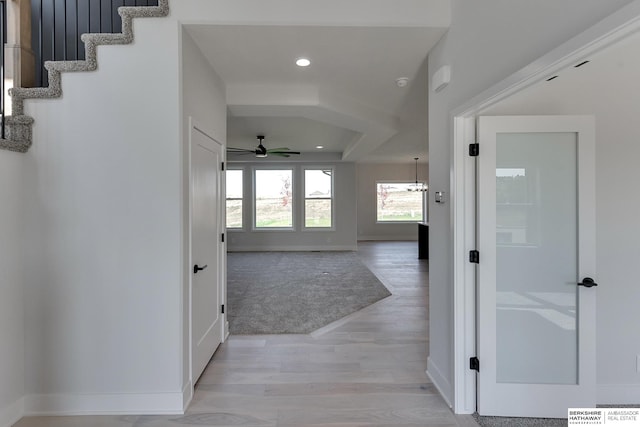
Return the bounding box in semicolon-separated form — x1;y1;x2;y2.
255;144;268;157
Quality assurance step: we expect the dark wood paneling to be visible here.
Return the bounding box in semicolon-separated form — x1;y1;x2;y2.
111;0;121;33
64;0;79;60
53;0;66;59
31;0;159;86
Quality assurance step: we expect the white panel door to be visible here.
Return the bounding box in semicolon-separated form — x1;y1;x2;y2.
191;126;223;384
477;115;596;418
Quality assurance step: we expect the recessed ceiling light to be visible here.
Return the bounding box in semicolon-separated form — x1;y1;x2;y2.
296;58;311;67
316;145;324;149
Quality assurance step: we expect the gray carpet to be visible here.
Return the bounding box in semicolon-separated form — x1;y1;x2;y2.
473;413;567;427
227;251;392;334
473;405;640;427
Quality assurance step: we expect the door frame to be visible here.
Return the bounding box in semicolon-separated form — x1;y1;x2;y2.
450;3;640;414
187;117;228;398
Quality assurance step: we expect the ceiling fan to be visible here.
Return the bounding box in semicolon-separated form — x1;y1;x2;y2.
227;135;301;158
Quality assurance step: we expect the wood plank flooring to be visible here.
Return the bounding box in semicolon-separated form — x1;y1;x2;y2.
14;241;479;427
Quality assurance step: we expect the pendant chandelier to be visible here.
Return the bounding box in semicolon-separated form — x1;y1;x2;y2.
408;157;428;192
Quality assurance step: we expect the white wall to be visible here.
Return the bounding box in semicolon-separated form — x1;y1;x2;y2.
21;16;184;414
0;152;25;427
427;0;635;405
356;162;427;241
0;0;450;420
483;31;640;401
227;162;357;251
180;28;228;401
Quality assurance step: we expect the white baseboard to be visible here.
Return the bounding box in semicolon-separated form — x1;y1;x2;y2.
357;236;418;241
1;397;24;427
427;356;453;408
223;320;230;341
182;380;193;412
23;391;185;416
227;245;357;252
598;384;640;404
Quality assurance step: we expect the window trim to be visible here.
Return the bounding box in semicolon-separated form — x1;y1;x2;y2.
302;167;335;230
375;180;427;224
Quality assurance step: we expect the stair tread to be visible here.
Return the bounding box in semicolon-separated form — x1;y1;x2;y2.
1;0;169;153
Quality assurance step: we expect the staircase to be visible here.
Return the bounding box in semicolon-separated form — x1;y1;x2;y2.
0;0;169;153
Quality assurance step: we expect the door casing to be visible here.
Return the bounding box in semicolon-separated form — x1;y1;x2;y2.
448;5;640;414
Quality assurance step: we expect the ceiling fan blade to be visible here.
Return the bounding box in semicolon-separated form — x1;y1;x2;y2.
227;147;255;153
235;137;301;158
270;150;301;155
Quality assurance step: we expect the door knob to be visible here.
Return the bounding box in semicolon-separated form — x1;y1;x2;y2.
193;264;208;274
578;277;598;288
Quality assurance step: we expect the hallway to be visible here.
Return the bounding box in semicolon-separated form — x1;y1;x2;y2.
15;242;478;427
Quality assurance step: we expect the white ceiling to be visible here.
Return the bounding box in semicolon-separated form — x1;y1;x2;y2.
227;116;358;153
185;24;446;162
486;29;640;115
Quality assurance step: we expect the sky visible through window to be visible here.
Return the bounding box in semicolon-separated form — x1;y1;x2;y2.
305;169;332;197
226;170;243;198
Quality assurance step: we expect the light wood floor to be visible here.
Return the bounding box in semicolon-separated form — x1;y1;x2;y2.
15;241;478;427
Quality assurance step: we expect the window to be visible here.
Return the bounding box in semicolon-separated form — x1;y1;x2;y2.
255;169;293;228
304;168;333;228
496;167;537;245
226;169;243;229
376;182;425;222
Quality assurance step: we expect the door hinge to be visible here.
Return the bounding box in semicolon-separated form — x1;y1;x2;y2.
469;250;480;264
470;356;480;372
469;143;479;157
221;233;225;243
221;161;225;171
221;304;225;314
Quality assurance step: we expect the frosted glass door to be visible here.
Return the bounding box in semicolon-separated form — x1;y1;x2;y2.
477;116;596;418
496;132;578;385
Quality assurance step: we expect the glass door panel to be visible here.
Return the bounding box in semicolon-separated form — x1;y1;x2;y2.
495;132;578;385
